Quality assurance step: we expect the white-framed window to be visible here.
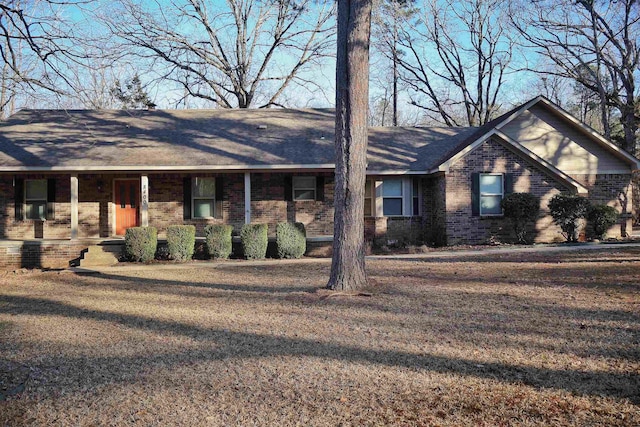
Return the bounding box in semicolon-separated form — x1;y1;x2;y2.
364;179;374;217
382;178;404;216
192;177;216;218
25;179;47;220
479;173;504;216
292;176;316;201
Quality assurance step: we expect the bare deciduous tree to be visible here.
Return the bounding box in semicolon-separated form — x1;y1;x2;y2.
0;0;101;116
394;0;513;127
371;0;416;126
327;0;372;291
510;0;640;155
102;0;335;109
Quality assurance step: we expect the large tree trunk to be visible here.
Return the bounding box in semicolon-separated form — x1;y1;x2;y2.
327;0;372;291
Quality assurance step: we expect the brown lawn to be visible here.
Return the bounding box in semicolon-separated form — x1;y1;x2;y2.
1;247;639;426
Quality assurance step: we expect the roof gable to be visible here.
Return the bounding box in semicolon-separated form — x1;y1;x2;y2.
437;96;640;174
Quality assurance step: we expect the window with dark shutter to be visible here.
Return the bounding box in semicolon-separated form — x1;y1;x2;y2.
46;178;56;220
183;177;192;220
14;178;24;221
478;173;504;216
215;177;224;219
292;176;316;201
25;179;47;220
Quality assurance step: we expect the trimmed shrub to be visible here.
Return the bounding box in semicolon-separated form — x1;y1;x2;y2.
276;222;306;259
548;193;590;242
205;224;233;259
240;223;268;260
587;204;619;239
166;225;196;262
501;192;540;244
125;226;157;262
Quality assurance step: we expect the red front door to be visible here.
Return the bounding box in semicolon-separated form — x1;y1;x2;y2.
115;180;140;235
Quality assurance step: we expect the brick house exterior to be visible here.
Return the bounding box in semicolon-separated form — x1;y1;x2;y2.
0;96;638;268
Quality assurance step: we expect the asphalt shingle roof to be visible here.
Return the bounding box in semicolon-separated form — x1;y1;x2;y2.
0;108;478;172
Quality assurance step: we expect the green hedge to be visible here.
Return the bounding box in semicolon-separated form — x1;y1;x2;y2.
276;222;306;259
240;223;268;260
166;225;196;262
587;204;619;239
205;224;233;259
501;192;540;244
125;227;157;262
548;193;590;242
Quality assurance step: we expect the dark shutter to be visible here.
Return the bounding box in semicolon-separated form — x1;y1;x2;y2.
46;178;56;220
471;173;480;216
504;173;514;195
215;176;224;219
14;178;24;221
183;177;192;220
315;176;324;201
284;176;293;201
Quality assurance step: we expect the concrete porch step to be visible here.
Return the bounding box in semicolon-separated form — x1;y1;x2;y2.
79;245;122;267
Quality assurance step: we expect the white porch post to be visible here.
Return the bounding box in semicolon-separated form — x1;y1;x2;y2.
374;179;384;217
70;175;78;239
244;172;251;224
141;175;149;227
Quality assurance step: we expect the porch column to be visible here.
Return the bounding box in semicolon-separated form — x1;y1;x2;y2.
374;179;384;217
141;175;149;227
244;172;251;224
70;175;78;239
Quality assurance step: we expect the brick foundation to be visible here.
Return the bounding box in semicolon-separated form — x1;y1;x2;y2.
0;240;90;270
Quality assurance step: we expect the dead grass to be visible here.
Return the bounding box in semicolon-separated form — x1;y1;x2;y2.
1;247;639;426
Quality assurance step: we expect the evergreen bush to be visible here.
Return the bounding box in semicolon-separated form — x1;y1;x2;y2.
587;204;619;239
240;224;268;260
166;225;196;261
124;226;158;262
548;193;590;242
276;222;306;258
501;192;540;244
205;224;233;259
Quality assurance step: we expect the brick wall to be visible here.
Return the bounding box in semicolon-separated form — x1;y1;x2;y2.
0;241;90;270
423;174;447;246
445;138;571;245
79;174;113;238
634;171;640;225
568;173;634;238
149;173;246;236
251;172;334;236
0;174;72;240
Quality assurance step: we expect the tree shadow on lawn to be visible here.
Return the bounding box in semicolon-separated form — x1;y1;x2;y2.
72;271;323;295
368;260;640;293
54;270;640;356
1;294;638;404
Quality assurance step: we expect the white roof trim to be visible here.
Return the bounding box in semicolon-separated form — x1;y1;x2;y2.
0;163;336;173
365;170;429;175
504;97;640;169
493;131;589;194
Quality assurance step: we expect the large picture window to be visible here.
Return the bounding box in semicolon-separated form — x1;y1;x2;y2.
479;174;504;215
192;177;216;218
292;176;316;201
25;179;47;220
